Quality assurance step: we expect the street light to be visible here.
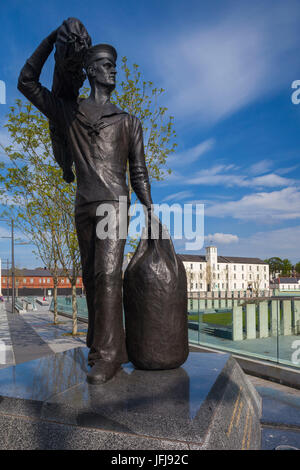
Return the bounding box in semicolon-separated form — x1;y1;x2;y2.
0;219;15;313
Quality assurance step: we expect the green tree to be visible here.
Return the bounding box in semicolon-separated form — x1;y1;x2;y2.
0;99;79;330
264;257;283;276
281;258;292;276
295;262;300;275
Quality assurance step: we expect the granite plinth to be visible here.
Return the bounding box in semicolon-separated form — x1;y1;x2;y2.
0;349;262;450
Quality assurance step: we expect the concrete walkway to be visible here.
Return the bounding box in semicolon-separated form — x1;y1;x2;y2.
0;302;87;366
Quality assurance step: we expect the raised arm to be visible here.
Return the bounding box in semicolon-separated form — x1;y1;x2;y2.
17;29;61;121
128;116;153;210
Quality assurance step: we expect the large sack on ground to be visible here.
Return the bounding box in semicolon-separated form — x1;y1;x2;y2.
123;218;189;370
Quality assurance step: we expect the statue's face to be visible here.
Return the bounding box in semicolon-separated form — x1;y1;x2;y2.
88;57;117;89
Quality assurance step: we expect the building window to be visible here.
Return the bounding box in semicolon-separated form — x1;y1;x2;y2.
242;265;244;271
234;265;236;270
47;279;50;284
39;279;42;284
191;283;193;289
257;266;259;271
200;283;202;289
195;283;198;289
217;265;219;270
43;279;46;283
23;278;26;283
30;279;34;284
249;274;252;280
257;274;259;280
200;264;202;269
234;283;236;289
242;274;244;280
190;264;193;269
249;265;252;270
234;273;236;279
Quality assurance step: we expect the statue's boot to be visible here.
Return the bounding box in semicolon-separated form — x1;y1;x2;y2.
87;360;121;384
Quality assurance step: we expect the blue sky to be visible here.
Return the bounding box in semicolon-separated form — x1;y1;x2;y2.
1;0;300;267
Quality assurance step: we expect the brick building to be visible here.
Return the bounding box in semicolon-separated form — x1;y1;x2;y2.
1;267;83;297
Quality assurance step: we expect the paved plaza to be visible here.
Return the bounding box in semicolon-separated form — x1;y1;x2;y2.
0;302;87;368
0;302;299;449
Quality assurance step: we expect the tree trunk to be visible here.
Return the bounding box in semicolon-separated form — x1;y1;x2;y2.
71;283;77;335
53;278;58;324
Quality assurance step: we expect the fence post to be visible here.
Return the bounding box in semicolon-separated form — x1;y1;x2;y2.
294;300;300;335
232;306;243;341
270;300;280;336
282;300;292;336
246;304;256;339
259;301;269;338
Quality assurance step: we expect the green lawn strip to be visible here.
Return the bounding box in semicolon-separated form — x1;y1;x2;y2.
188;311;232;326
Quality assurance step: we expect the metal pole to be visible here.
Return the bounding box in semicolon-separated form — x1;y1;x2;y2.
6;259;9;302
11;220;15;314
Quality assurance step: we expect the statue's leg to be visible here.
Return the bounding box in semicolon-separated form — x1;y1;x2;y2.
87;201;129;383
75;202;96;350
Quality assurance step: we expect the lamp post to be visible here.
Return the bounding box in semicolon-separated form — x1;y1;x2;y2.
0;219;15;313
0;218;31;313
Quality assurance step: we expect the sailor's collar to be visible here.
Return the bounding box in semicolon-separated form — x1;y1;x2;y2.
76;98;126;120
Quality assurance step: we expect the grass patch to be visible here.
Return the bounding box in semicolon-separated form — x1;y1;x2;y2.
188;312;232;326
62;331;86;337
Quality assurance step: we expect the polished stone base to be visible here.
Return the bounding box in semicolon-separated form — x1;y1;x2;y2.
0;348;262;450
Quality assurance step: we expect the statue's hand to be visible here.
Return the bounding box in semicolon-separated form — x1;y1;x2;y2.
63;168;75;184
46;28;59;45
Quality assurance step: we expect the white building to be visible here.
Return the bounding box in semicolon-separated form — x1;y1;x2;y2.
179;246;269;293
273;277;300;291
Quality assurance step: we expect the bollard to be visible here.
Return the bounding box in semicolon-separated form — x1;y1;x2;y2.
232;306;243;341
282;300;292;336
246;304;256;339
294;300;300;335
270;300;280;336
258;301;269;338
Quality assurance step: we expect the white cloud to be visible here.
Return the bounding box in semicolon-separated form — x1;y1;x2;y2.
249;159;273;175
162;190;194;202
170;139;215;167
186;166;296;189
205;233;239;244
207;187;300;222
231;226;300;263
154;3;300;124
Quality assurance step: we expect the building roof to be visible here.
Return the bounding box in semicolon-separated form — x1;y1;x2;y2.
275;277;299;284
178;254;267;265
178;254;206;262
2;268;82;277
